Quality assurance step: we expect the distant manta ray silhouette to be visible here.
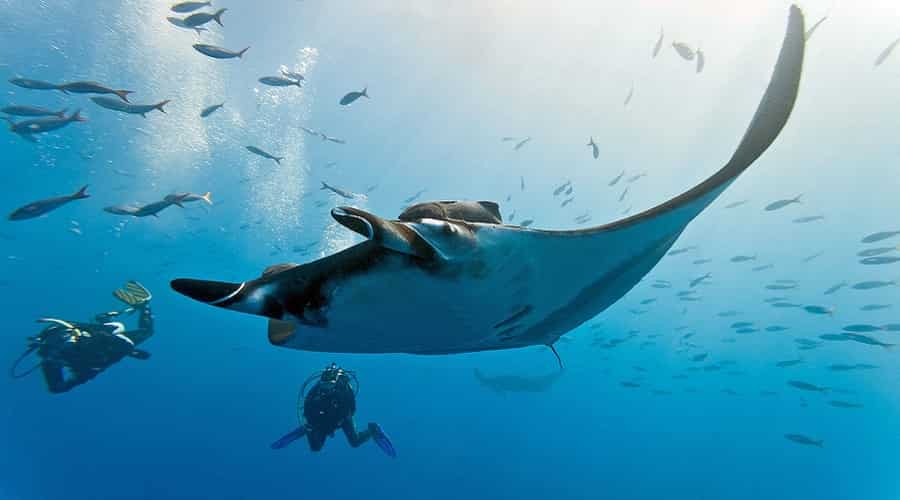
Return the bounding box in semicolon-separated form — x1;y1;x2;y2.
171;6;806;358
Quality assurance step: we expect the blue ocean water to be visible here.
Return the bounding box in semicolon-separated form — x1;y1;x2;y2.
2;1;900;499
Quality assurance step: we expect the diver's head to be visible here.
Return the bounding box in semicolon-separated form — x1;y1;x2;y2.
321;363;343;382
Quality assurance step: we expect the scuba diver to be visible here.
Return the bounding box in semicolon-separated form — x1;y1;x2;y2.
10;281;155;394
271;363;396;457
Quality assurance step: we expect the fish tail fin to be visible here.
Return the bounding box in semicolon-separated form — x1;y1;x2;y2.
362;87;369;98
55;108;67;118
72;185;90;199
320;181;328;190
201;192;213;205
214;8;227;26
793;193;803;203
114;90;133;103
156;100;171;114
238;46;250;58
70;109;87;122
275;157;284;165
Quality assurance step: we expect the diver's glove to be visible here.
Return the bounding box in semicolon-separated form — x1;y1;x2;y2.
113;281;152;308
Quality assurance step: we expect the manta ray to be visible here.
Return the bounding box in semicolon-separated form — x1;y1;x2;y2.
172;6;805;357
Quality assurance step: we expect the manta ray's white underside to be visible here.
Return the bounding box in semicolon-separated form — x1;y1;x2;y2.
171;6;805;356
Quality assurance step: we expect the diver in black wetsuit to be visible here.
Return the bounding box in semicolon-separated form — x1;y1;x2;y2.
10;281;155;394
271;363;396;457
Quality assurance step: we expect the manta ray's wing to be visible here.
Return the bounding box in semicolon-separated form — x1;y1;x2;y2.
448;4;805;346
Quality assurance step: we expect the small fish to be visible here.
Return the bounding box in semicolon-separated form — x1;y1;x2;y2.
259;76;302;88
828;400;863;409
764;195;802;211
691;353;708;362
861;256;900;265
765;326;789;332
171;1;211;13
793;215;824;223
652;27;664;58
639;298;656;305
193;44;249;59
245;146;283;164
520;176;525;191
794;338;822;347
167;16;209;34
803;251;824;262
819;334;850;342
804;15;828;41
695;48;705;73
689;273;711;288
200;103;224;118
857;247;898;257
731;322;753;328
667;246;696;256
785;434;823;447
861;231;900;244
735;328;757;334
520;219;534;228
771;302;801;308
320;181;361;200
724;200;749;209
788;380;828;392
752;264;774;272
827;363;878;372
560;197;575;208
339;87;369;106
775;359;803;368
514;137;531;150
823;282;846;295
843;324;881;333
672;42;695;60
730;255;756;263
623;85;634;106
1;105;66;118
608;171;625;187
91;97;169;117
553;181;572;196
718;310;739;317
843;333;894;348
766;284;797;291
6;110;86;139
165;192;212;206
803;305;833;315
587;137;599;159
861;304;891;311
183;8;227;27
693;258;712;265
9;78;60;90
58;81;132;102
852;280;895;290
874;37;900;67
403;190;427;204
618;187;629;202
8;185;90;220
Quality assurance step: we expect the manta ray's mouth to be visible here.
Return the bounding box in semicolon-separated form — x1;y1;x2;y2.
331;206;374;239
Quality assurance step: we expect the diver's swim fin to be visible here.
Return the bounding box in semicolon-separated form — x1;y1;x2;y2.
129;349;151;360
113;281;152;306
369;423;396;458
270;427;306;450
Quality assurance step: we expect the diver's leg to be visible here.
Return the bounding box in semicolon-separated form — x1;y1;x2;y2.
125;305;154;345
271;426;307;449
342;418;372;448
306;429;327;452
41;361;69;394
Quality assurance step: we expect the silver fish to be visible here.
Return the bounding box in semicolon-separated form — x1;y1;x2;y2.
193;44;249;59
764;194;802;211
861;231;900;243
823;282;847;295
5;109;86;140
793;215;824;223
339;87;369;106
9;77;60;90
788;380;828;392
608;171;625;187
200;103;224;118
843;333;893;348
828;400;863;409
857;247;897;257
1;105;66;117
246;146;283;164
672;42;695;60
171;1;211;13
696;48;705;73
58;81;132;102
167;16;208;34
875;37;900;67
91;96;170;117
652;27;663;58
861;256;900;265
320;181;361;200
785;434;823;447
259;76;302;88
624;85;634;106
587;137;599;159
852;280;895;290
730;255;756;263
8;186;89;220
514;137;531;150
803;305;832;315
183;8;226;27
724;199;749;209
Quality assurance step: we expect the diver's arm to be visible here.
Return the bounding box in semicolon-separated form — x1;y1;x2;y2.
341;417;372;448
124;305;154;346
